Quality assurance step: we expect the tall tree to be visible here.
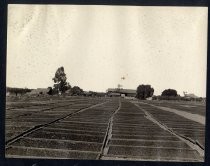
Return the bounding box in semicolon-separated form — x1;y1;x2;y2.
52;67;70;94
136;84;154;100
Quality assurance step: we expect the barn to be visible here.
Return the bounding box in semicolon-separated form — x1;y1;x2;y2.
107;88;136;97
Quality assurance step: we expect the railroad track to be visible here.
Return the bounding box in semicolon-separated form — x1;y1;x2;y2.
5;97;107;142
101;99;204;161
5;98;120;159
6;101;109;145
5;98;204;161
135;102;206;150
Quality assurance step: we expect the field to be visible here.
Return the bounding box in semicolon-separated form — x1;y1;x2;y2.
5;96;206;161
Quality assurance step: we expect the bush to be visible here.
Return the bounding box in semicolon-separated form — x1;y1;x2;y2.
71;86;84;96
161;89;178;97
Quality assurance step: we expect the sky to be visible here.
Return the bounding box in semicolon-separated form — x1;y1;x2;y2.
7;5;208;97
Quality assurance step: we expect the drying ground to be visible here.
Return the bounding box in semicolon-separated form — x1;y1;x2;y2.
5;96;206;161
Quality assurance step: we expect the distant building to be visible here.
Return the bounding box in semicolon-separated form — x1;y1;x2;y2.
182;91;205;101
146;97;153;100
107;92;121;97
27;88;51;96
183;91;199;99
83;91;92;97
83;91;106;97
107;88;136;97
65;89;72;95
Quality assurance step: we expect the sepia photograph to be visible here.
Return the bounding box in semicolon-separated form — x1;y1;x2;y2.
5;5;207;161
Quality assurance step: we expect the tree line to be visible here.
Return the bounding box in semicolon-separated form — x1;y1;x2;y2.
6;87;32;96
49;66;105;97
136;85;180;100
52;66;184;99
136;85;181;100
136;85;204;101
6;66;202;100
